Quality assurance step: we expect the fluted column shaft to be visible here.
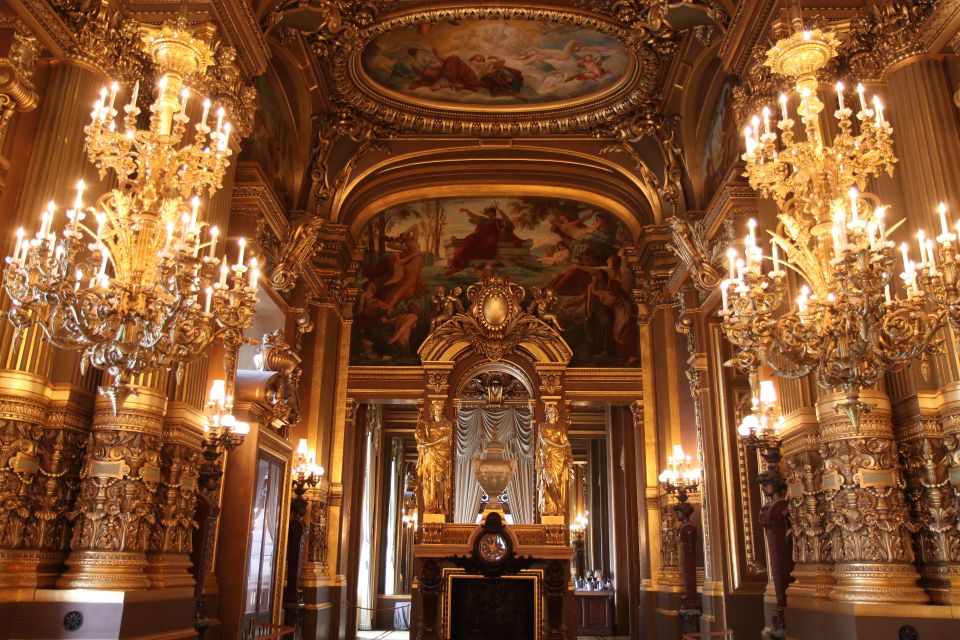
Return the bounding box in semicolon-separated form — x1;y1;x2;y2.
815;389;927;603
0;59;104;589
886;56;960;384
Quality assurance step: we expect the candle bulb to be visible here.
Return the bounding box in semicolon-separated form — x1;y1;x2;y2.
833;224;842;255
208;226;219;259
163;220;174;254
779;93;788;121
748;218;757;244
727;247;737;280
873;95;884;123
772;241;780;272
762;106;771;135
249;258;259;289
939;203;950;237
721;280;729;311
129;80;139;108
743;126;755;155
918;230;927;265
857;83;867;113
219;263;228;287
216;106;224;133
236;237;246;268
836;81;845;111
736;258;745;284
901;242;911;273
751;116;761;145
927;238;937;268
220;123;232;151
190;196;200;230
876;206;887;238
204;286;212;314
14;227;24;261
201;99;211;128
180;88;190;114
885;284;892;304
107;81;119;113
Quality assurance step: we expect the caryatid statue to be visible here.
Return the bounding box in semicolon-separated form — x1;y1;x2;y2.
416;400;453;516
537;401;572;518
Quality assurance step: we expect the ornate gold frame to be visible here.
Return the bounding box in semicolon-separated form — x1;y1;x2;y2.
330;6;665;135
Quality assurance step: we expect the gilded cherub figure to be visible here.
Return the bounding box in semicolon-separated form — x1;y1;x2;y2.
528;287;563;332
429;286;464;331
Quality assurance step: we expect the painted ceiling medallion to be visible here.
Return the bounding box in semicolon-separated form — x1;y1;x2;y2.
359;18;631;110
330;8;663;134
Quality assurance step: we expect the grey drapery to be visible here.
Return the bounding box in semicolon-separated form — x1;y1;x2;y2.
454;406;535;524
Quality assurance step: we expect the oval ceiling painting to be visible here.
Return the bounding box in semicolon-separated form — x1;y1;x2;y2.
360;18;631;108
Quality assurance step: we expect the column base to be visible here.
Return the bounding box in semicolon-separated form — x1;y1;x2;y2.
0;550;64;588
829;562;928;604
919;562;960;605
785;594;960;640
787;562;834;600
56;551;149;591
145;552;195;589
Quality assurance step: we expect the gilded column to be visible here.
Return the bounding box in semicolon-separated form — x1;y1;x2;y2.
0;25;40;197
815;389;926;603
57;384;167;590
895;396;960;604
146;405;203;588
0;51;104;589
885;56;960;383
935;383;960;602
780;408;833;600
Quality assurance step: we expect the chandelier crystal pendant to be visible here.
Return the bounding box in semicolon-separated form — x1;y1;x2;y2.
719;25;948;429
2;19;259;412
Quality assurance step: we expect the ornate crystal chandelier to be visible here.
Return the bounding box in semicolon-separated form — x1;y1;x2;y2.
720;24;949;429
658;445;701;499
2;19;258;410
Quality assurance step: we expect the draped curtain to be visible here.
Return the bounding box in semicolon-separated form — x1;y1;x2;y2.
454;406;535;524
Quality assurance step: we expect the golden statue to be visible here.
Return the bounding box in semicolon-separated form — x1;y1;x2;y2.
537;401;572;517
416;400;453;515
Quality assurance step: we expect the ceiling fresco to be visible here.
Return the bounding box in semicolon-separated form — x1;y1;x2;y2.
352;196;637;368
360;18;631;108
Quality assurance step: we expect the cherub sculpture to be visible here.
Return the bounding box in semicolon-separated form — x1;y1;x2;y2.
527;287;562;332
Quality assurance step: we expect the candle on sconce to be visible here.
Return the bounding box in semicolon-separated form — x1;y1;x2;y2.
857;83;867;112
727;247;737;280
939;203;950;237
762;106;771;135
772;241;780;272
721;280;729;311
779;93;788;121
201;99;211;128
219;263;228;287
236;237;246;268
204;286;212;314
208;226;219;259
836;81;845;111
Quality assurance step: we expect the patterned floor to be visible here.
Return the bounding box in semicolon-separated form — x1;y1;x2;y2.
357;633;629;640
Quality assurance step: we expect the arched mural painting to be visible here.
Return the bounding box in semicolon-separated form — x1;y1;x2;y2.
352;196;637;367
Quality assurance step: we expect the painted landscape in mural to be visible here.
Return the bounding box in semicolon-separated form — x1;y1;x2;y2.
352;197;637;367
361;19;630;107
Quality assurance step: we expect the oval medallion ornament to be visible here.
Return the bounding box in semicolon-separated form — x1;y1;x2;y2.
360;18;630;109
483;294;508;327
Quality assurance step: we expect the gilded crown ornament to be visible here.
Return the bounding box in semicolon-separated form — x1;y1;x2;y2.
719;17;953;430
2;17;259;412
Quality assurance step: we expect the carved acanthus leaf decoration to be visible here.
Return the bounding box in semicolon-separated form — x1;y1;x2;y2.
310;107;395;206
667;216;734;292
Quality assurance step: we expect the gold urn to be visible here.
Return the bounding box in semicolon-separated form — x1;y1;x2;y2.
472;437;516;512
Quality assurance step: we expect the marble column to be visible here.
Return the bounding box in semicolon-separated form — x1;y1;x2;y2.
815;389;927;603
57;382;168;590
